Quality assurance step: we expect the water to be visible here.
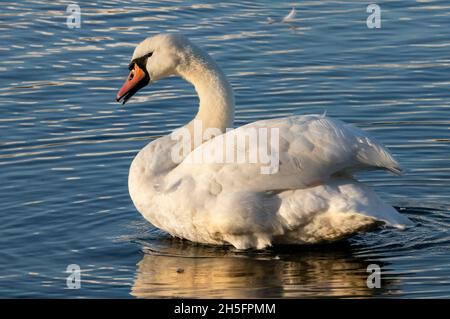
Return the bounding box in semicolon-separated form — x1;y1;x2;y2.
0;0;449;298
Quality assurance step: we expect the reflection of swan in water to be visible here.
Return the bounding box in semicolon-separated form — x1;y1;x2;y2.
131;239;399;298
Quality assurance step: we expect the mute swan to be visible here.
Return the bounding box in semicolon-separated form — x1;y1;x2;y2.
116;34;412;249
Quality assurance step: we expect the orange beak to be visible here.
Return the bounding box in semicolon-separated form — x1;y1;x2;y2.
116;64;149;104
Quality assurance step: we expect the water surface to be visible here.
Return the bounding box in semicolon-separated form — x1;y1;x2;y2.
0;0;449;298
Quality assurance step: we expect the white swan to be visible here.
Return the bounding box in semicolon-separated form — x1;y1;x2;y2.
282;7;297;23
116;34;412;249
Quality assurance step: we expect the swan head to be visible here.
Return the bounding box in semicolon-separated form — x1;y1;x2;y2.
116;33;192;104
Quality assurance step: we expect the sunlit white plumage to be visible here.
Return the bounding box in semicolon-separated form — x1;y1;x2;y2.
121;34;412;249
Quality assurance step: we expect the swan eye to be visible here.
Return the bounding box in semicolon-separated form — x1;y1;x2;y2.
128;53;153;71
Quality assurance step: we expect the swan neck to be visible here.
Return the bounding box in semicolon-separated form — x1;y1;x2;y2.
177;53;235;134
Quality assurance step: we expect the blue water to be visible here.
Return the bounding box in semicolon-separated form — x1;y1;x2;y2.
0;0;449;298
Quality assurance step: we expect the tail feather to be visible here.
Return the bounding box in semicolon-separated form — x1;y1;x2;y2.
342;122;403;175
355;139;402;175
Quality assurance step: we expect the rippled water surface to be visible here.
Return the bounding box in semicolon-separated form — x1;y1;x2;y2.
0;0;449;298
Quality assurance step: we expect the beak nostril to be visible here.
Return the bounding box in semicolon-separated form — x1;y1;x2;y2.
117;64;148;104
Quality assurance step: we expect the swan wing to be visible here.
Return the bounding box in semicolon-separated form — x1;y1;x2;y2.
167;114;401;193
139;115;410;249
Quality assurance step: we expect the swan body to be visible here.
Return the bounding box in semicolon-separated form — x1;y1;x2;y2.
117;34;412;249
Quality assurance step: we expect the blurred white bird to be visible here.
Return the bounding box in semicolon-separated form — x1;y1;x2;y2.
282;7;297;23
266;17;276;24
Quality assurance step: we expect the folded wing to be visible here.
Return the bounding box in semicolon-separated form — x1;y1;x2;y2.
166;114;401;193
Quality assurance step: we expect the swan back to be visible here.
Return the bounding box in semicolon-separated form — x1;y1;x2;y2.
166;114;401;193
